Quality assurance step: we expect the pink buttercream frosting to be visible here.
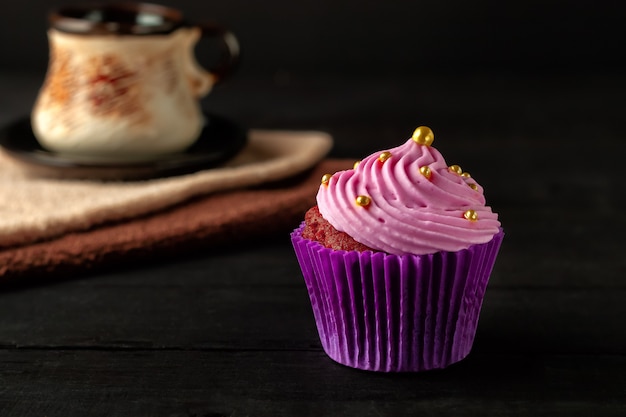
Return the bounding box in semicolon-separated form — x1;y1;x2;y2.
316;138;501;255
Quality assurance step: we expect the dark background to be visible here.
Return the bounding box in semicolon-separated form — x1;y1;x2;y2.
2;0;624;158
2;0;624;77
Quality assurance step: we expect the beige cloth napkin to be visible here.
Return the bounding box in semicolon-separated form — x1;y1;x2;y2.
0;129;332;249
0;158;353;283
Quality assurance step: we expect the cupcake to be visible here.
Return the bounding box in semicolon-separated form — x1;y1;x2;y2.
291;126;504;372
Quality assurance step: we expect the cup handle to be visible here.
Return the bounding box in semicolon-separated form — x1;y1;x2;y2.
198;22;240;82
186;22;239;97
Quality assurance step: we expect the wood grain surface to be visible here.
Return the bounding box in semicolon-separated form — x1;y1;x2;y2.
0;73;624;416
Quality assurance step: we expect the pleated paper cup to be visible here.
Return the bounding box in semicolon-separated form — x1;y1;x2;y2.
291;224;504;372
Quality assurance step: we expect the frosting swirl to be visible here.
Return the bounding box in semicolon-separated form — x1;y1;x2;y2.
316;137;501;255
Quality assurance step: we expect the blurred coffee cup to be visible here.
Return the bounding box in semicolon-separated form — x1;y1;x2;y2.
31;2;239;159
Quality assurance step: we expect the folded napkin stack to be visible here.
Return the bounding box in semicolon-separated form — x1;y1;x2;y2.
0;130;350;284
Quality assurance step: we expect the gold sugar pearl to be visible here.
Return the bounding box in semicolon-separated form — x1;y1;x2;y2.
321;173;332;186
419;165;432;180
449;165;462;175
412;126;434;146
353;160;361;169
378;151;392;163
461;172;471;178
468;183;479;191
355;195;372;207
464;209;478;221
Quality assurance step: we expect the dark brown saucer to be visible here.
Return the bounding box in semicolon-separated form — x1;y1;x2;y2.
0;113;247;180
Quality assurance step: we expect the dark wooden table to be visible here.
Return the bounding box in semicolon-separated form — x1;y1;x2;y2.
0;72;624;416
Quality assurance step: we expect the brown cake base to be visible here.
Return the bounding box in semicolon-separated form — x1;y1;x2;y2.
301;206;375;252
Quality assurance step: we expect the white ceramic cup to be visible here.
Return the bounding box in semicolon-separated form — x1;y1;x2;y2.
31;2;239;159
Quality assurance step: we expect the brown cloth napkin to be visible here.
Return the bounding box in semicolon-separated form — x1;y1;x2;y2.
0;159;352;284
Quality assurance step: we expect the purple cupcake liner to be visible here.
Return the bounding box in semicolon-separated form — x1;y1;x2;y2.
291;224;504;372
